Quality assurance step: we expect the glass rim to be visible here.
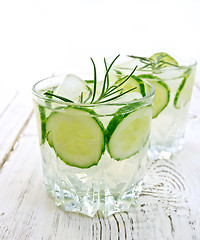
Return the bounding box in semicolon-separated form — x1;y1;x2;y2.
138;58;197;71
111;54;197;82
139;58;197;81
32;74;155;107
128;55;197;70
108;54;197;67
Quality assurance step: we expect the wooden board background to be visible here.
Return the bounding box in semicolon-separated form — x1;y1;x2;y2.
0;80;200;240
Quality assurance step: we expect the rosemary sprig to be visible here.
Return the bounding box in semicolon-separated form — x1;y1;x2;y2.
104;88;123;98
99;87;137;103
93;59;137;103
44;92;74;103
109;66;137;92
128;54;179;72
128;55;150;62
44;55;139;105
96;54;120;102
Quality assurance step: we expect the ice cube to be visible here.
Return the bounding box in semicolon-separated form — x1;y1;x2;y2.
54;74;88;102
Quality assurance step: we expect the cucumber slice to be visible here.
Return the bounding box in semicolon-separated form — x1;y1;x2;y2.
38;105;46;144
34;104;46;145
106;105;152;160
150;52;178;67
151;81;170;118
46;108;105;168
115;76;146;97
138;74;170;118
174;68;195;109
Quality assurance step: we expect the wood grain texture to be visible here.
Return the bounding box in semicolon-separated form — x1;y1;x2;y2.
0;89;33;168
0;86;200;240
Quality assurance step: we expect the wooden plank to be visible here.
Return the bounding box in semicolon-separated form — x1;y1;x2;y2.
0;87;200;239
0;70;21;116
0;89;33;168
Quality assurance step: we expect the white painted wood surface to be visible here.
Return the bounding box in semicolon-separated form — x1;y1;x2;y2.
0;83;200;240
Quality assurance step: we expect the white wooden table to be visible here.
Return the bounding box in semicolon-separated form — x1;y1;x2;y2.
0;76;200;240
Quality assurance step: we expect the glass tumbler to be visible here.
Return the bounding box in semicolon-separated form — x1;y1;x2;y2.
111;54;197;160
32;74;155;217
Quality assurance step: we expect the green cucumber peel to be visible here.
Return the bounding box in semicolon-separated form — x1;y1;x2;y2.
106;103;151;160
46;107;105;168
174;67;193;109
38;105;46;145
138;74;170;118
152;80;170;118
115;75;146;97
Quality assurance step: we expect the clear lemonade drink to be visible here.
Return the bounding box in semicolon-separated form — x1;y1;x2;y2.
32;56;155;217
111;53;197;159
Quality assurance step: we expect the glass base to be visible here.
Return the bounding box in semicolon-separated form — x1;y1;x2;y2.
148;137;185;160
44;180;143;217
